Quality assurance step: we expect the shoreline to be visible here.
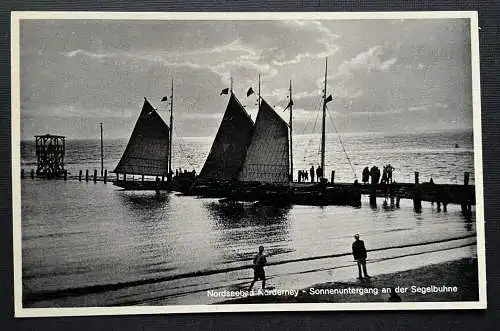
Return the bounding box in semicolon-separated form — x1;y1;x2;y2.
218;257;479;304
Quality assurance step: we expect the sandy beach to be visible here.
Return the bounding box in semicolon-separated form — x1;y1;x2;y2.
220;258;479;304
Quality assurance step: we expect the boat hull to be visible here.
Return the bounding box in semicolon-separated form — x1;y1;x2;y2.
184;180;362;206
113;176;195;192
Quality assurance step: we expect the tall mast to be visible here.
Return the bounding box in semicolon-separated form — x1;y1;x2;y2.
289;80;293;182
321;57;327;176
258;73;261;108
100;122;103;176
230;76;233;94
169;77;173;176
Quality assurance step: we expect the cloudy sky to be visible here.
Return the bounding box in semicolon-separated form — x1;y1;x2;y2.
19;17;473;140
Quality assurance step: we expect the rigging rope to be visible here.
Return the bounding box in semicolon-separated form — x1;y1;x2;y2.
172;126;196;170
326;105;358;180
309;98;324;161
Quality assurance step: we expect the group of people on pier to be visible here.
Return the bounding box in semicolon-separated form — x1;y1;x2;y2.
362;164;395;185
297;165;324;183
175;168;196;179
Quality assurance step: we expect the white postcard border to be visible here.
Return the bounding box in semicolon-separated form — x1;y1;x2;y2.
11;10;487;317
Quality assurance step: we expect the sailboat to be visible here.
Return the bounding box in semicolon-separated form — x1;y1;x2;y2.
113;80;195;191
187;86;255;196
188;59;361;206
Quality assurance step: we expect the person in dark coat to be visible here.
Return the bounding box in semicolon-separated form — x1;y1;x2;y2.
374;166;381;184
310;165;315;183
381;166;388;184
316;165;322;182
362;167;370;184
352;234;370;279
248;245;267;291
370;166;378;184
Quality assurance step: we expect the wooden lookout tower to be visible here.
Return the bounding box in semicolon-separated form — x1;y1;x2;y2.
35;134;65;178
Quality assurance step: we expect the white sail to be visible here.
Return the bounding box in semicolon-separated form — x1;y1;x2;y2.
239;98;289;183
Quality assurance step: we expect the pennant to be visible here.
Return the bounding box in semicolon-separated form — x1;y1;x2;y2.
220;88;229;95
284;99;294;111
325;94;333;103
161;96;168;102
247;87;255;97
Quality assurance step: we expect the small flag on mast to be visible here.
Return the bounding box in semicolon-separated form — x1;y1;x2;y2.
325;94;333;103
247;87;255;97
161;96;168;102
220;88;229;95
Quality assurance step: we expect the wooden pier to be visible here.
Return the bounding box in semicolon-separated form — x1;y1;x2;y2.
20;168;475;213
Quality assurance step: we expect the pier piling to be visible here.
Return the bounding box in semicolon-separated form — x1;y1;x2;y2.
104;170;107;183
413;172;422;212
85;169;89;182
369;185;377;206
21;169;24;179
464;172;470;186
64;170;67;181
79;170;82;181
93;169;97;183
142;174;144;182
331;171;335;184
31;169;35;179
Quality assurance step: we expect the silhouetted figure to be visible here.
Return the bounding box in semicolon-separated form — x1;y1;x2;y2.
316;165;322;182
362;167;370;184
429;177;434;184
298;170;302;182
248;245;267;291
381;166;388;184
310;166;315;183
388;287;402;302
352;234;370;279
304;171;308;181
175;169;179;177
386;164;394;183
370;166;380;184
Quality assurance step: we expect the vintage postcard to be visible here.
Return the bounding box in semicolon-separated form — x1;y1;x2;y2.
11;11;486;317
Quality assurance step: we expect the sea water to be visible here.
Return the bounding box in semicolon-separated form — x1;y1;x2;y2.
19;130;477;306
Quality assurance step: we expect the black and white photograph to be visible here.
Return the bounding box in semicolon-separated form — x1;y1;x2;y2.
11;11;486;316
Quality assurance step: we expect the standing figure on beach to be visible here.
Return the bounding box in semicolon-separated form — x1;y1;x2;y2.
310;165;315;183
362;167;370;184
248;245;267;291
352;234;370;279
